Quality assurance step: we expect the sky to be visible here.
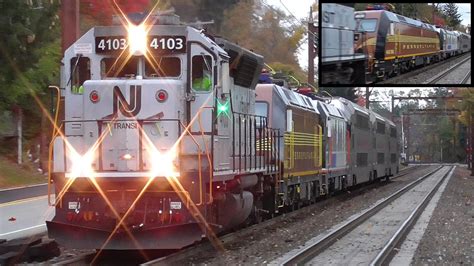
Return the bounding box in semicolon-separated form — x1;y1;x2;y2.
453;3;471;26
267;2;471;70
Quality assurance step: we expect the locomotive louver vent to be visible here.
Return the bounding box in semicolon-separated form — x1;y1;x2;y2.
234;55;258;88
396;15;406;22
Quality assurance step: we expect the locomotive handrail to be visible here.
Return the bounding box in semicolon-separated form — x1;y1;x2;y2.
47;85;61;206
178;120;205;206
197;107;214;204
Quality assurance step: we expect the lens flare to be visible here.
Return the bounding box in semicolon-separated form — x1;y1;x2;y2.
69;151;96;178
128;24;147;55
148;148;180;178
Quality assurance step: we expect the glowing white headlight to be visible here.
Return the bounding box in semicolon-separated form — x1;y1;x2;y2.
128;24;147;55
149;148;180;178
69;151;95;178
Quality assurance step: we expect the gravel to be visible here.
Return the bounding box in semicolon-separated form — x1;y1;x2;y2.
168;165;438;265
429;58;470;84
411;166;474;265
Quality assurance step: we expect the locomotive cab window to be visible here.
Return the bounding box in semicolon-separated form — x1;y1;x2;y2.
192;55;213;92
101;57;139;78
357;19;377;32
70;57;90;94
145;57;181;78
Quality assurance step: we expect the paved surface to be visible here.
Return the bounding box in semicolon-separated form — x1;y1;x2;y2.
305;166;451;265
390;165;454;265
382;53;471;84
0;195;54;241
431;58;470;84
0;183;48;204
411;166;474;265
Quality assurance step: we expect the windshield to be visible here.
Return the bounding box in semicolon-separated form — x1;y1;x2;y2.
145;57;181;78
101;57;139;78
357;19;378;32
101;56;181;78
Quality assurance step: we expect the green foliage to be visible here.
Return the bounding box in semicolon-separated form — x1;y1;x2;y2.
0;1;60;111
0;1;60;159
443;3;463;28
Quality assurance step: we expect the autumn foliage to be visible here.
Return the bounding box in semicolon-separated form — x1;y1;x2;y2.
81;0;152;26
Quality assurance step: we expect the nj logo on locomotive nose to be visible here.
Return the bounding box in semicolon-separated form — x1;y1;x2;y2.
113;85;142;117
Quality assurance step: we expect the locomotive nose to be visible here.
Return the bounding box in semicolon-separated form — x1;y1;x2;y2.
79;79;185;173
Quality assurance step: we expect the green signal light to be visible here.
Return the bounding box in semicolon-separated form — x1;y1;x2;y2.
217;99;231;118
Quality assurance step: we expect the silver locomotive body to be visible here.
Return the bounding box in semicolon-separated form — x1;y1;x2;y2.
47;14;280;250
321;3;367;84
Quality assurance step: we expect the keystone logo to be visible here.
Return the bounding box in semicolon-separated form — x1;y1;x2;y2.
112;85;142;117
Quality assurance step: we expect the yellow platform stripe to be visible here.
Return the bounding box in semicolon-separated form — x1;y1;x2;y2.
0;195;48;208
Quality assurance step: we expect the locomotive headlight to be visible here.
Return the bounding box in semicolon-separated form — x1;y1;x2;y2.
128;24;147;55
69;151;95;178
149;148;180;178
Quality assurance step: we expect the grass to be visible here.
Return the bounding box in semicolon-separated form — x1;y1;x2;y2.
0;156;48;189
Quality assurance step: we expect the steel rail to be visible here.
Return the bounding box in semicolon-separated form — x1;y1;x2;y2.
370;166;455;266
280;165;444;265
424;56;471;84
143;165;422;265
461;69;471;84
377;53;471;84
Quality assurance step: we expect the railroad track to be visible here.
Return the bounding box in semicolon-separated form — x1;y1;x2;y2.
51;251;96;265
276;165;455;265
461;69;471;84
377;53;471;84
141;165;423;265
423;56;471;84
40;165;423;265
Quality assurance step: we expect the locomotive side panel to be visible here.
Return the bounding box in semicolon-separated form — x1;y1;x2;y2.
355;10;440;80
322;4;356;58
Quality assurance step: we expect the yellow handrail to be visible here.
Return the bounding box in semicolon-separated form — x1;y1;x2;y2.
197;110;213;204
179;121;204;206
47;85;61;206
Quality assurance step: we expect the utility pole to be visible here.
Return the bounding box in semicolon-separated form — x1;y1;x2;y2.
466;103;472;169
61;0;80;53
16;107;22;165
471;103;474;175
365;87;370;109
308;6;317;88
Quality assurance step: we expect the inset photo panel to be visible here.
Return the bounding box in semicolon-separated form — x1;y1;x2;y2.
318;3;471;86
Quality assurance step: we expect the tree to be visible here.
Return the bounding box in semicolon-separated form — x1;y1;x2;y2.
442;3;462;28
221;1;305;76
0;1;60;163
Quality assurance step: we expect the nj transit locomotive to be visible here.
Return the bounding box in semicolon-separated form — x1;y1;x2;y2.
47;13;398;250
321;3;471;84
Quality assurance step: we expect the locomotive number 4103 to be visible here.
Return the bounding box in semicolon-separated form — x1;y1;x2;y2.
95;36;186;53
